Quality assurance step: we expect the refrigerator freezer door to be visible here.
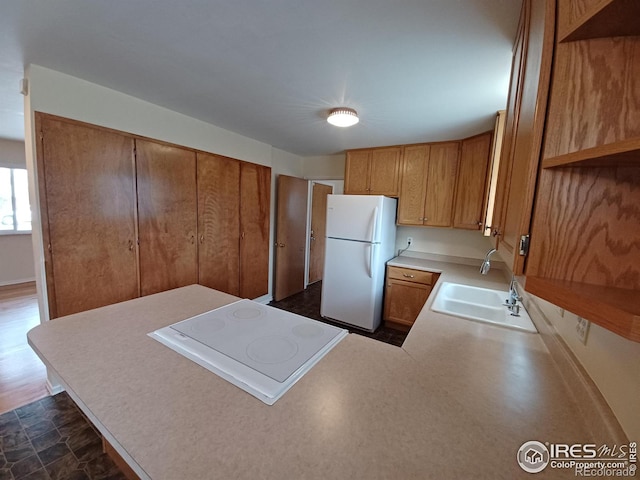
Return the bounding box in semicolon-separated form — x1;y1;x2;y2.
320;237;381;331
326;195;384;242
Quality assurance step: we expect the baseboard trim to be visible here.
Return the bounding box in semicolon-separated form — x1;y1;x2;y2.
0;279;36;289
45;378;65;396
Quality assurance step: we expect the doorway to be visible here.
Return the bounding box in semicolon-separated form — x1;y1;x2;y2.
308;182;333;284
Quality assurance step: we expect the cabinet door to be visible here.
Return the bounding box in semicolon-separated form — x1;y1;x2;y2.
136;140;197;296
453;133;491;229
344;151;370;194
369;147;401;196
424;142;459;227
384;278;431;326
40;116;138;318
397;145;429;225
239;162;271;299
197;152;240;296
495;0;554;275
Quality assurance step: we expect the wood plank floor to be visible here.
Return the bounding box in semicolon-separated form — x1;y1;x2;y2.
0;282;48;414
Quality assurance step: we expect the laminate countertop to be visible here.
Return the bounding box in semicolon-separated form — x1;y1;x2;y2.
28;258;611;480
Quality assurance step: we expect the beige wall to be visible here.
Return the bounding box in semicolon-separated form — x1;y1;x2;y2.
0;138;35;285
395;226;495;261
531;295;640;441
303;154;345;180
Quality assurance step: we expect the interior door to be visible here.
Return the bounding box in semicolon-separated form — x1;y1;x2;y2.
274;175;309;301
136;140;197;296
197;152;240;295
40;116;139;317
308;182;333;284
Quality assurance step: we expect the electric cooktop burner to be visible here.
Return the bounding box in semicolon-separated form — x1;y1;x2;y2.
148;299;348;405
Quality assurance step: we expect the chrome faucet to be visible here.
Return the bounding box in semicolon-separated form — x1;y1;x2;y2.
479;248;497;275
505;276;523;316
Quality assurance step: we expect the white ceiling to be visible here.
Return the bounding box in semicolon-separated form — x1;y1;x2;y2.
0;0;521;156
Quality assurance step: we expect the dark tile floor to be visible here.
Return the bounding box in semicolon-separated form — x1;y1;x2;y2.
0;393;126;480
269;281;408;347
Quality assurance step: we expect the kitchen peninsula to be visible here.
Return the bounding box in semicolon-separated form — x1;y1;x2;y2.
27;260;625;479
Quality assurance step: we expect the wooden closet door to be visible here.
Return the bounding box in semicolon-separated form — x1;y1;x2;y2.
136;140;197;296
197;152;241;296
40;116;138;317
239;162;271;299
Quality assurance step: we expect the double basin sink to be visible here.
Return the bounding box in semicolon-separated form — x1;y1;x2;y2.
431;282;537;333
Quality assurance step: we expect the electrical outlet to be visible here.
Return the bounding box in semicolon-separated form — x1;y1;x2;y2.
576;317;590;345
407;237;413;246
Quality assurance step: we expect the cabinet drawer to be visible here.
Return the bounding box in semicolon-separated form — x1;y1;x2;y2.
387;266;434;285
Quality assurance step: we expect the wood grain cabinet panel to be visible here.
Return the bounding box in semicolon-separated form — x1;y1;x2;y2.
344;147;401;196
453;132;492;230
383;266;437;328
397;145;429;225
39;116;139;318
369;147;401;196
397;143;459;227
344;151;370;194
197;152;241;296
239;162;271;299
424;143;459;227
524;0;640;342
136;140;198;296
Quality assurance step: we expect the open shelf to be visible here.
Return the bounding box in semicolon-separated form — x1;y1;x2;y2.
542;137;640;168
560;0;640;42
525;276;640;342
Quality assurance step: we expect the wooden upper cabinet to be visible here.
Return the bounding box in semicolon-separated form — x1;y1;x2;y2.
397;143;459;227
136;140;198;296
197;152;241;296
492;0;555;274
424;143;459;227
524;0;640;342
344;151;370;194
369;147;401;195
345;147;401;196
453;133;492;230
397;145;429;225
38;115;139;318
239;162;271;299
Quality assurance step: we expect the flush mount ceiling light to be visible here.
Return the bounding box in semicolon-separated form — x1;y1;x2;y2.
327;107;359;127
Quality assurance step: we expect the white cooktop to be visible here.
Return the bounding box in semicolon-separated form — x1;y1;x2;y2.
148;299;348;405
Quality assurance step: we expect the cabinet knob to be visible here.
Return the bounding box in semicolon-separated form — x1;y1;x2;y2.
200;234;204;244
402;273;414;278
128;240;134;251
278;243;285;248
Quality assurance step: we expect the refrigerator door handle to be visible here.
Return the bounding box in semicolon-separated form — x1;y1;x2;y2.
368;207;379;243
367;243;375;279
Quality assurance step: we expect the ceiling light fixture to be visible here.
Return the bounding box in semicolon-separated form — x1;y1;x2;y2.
327;107;359;127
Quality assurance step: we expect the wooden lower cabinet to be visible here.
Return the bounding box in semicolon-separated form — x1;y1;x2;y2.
383;266;438;329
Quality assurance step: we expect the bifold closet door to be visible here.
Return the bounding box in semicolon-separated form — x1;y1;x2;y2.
39;116;139;318
239;162;271;299
136;140;198;296
197;152;241;296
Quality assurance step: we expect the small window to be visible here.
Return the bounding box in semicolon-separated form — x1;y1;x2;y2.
0;167;32;233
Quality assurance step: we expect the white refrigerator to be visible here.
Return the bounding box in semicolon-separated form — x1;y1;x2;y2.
320;195;397;332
